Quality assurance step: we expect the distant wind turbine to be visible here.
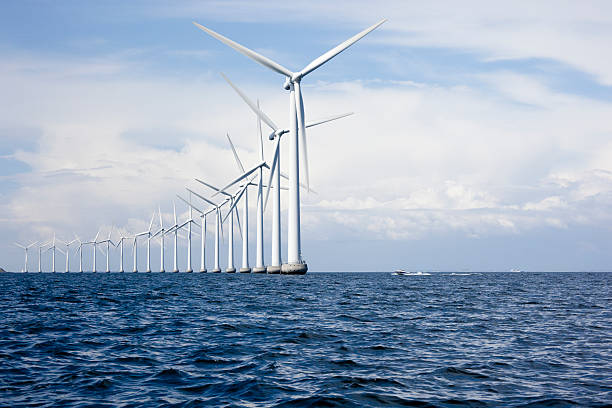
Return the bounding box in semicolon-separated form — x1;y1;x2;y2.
177;193;215;273
14;241;37;272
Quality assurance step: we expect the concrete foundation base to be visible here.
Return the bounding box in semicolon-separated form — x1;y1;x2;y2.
199;268;207;273
160;269;165;273
146;269;151;273
226;267;236;273
239;267;251;273
211;268;221;273
173;269;179;273
281;263;308;275
252;266;267;274
133;270;138;273
267;265;281;274
186;268;193;273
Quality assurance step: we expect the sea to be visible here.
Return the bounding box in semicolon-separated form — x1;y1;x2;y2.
0;272;610;407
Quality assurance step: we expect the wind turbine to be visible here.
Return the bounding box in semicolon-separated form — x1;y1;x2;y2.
145;219;153;272
133;221;153;272
151;206;166;272
219;74;352;273
116;235;130;273
37;241;48;272
74;234;83;272
177;193;214;273
194;20;384;273
172;192;201;273
46;233;58;273
169;201;180;272
188;187;230;273
225;134;252;273
60;238;78;272
87;229;101;272
132;231;149;272
195;179;246;273
99;228;114;273
14;241;37;272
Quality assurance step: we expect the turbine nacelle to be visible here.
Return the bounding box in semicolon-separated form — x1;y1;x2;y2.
283;77;291;90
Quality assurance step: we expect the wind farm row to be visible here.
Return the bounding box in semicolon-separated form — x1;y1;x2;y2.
13;19;387;274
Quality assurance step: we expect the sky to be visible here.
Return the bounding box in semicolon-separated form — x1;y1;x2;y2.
1;0;612;272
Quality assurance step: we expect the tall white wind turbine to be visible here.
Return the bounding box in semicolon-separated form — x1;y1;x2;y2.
187;187;230;273
196;179;248;273
74;234;83;272
89;229;101;272
194;19;385;273
117;235;129;273
171;201;180;272
14;241;37;272
132;235;138;272
226;133;252;273
151;206;166;272
134;214;155;273
37;240;51;272
172;193;201;273
46;233;58;273
177;193;215;273
60;238;78;272
143;212;155;272
99;228;114;273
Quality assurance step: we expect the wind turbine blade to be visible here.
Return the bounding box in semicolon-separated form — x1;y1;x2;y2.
74;233;81;244
278;171;309;192
220;73;278;131
257;99;264;161
226;133;245;173
15;243;26;249
194;178;232;197
298;19;387;78
148;212;155;232
294;86;310;191
264;137;280;211
187;187;218;208
193;22;294;77
235;206;242;237
158;205;163;229
94;228;100;242
173;201;177;226
305;112;354;128
214;161;267;197
177;194;204;215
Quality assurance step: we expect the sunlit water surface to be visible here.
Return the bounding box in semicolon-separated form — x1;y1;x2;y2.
0;272;610;407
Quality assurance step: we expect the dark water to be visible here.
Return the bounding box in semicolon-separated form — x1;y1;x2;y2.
0;272;610;407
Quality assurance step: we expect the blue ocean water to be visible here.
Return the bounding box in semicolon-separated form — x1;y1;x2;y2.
0;272;610;407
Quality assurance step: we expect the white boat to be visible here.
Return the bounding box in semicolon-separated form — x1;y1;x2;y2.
392;270;430;276
510;268;524;272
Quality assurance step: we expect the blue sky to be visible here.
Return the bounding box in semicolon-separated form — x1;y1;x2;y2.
2;1;612;272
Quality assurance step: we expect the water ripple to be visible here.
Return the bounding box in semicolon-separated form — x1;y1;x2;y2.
0;272;610;407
